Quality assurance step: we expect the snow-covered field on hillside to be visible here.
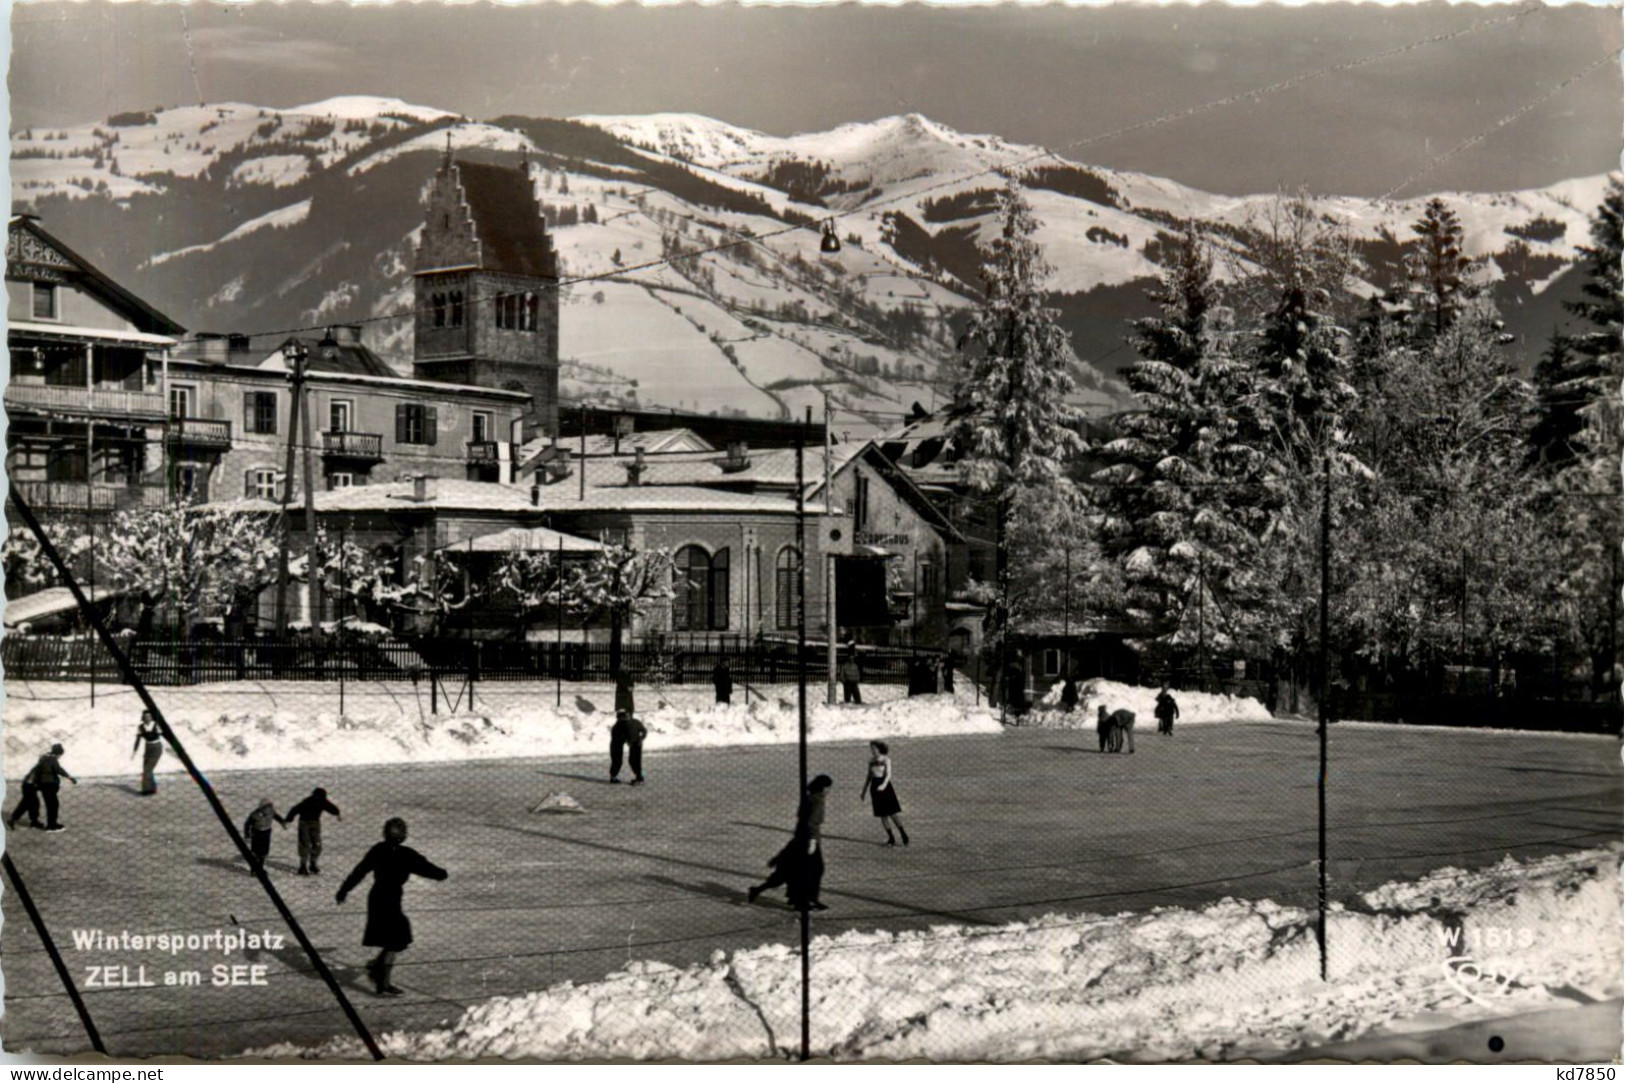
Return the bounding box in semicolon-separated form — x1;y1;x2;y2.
250;845;1622;1061
2;682;997;779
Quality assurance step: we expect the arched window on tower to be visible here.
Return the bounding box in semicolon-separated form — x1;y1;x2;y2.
450;291;464;328
432;293;446;328
526;293;541;332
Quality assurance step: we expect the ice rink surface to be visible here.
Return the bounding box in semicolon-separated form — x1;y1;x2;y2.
2;718;1618;1058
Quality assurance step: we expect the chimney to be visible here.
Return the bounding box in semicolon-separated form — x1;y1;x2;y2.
412;475;437;502
720;440;751;473
195;333;228;364
624;446;646;486
226;333;253;362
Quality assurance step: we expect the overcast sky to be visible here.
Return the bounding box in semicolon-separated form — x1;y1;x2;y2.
8;1;1621;196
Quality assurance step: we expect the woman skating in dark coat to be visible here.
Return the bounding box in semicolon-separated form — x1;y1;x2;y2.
858;740;909;846
748;775;832;911
132;710;163;795
336;818;448;997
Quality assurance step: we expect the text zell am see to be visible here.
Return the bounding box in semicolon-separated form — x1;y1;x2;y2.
71;928;285;989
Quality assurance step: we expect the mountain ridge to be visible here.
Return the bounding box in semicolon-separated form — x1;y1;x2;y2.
11;102;1611;428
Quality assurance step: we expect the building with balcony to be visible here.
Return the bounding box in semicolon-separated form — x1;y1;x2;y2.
5;215;182;520
167;327;529;502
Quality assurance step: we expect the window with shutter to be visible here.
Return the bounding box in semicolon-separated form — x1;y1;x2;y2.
710;548;730;630
396;403;408;444
244;392;256;432
425;406;438;446
776;547;801;630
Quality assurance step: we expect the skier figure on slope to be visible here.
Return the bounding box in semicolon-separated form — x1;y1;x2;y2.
336;817;448;997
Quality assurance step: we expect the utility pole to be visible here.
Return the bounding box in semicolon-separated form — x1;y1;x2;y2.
1316;450;1332;982
272;341;309;637
1198;549;1207;693
824;392;837;706
794;405;811;1063
579;404;587;502
302;338;323;635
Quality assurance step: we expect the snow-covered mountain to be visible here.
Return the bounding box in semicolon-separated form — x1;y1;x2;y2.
11;103;1612;426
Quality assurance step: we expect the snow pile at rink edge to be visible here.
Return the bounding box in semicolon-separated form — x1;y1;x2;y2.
2;687;1001;779
1027;677;1272;726
250;845;1621;1062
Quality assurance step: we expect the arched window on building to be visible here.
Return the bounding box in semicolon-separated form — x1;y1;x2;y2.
673;545;730;631
431;293;446;328
775;546;802;630
449;290;465;328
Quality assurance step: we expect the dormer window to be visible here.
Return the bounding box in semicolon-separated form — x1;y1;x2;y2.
31;281;57;320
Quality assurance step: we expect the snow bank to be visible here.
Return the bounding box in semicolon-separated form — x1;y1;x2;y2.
2;684;997;779
251;846;1621;1061
1023;678;1271;728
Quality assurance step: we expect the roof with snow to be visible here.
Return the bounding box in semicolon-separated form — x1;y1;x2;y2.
519;429;714;468
454;160;555;279
527;483;835;516
434;524;603;554
312;478;540;514
273;331;395;379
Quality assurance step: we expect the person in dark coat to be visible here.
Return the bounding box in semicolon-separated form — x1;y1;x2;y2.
8;762;41;830
858;740;909;846
30;744;77;832
839;653;862;704
1097;705;1136;754
1059;675;1080;712
939;656;955;694
336;817;448;997
287;787;343;875
613;670;636;715
1003;662;1029;716
712;660;734;705
132;710;164;795
1155;687;1180;736
243;799;286;872
609;710;647;785
748;774;833;910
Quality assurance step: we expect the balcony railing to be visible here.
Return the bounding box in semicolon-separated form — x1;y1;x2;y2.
321;431;384;462
4;383;166;422
467;440;500;463
166;416;233;449
11;480;169;512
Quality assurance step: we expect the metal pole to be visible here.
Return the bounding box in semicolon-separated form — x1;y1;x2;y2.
272;344;305;637
579;404;587;502
556;533;564;708
300;362;320;634
3;854;106;1054
1317;451;1331;982
1198;549;1208;693
338;524;345;718
88;504;96;707
825;394;837;706
795;407;810;1064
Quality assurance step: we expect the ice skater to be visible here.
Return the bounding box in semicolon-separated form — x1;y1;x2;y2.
1155;687;1180;736
1097;705;1136;754
286;787;342;875
336;817;448;997
614;669;636;715
858;740;909;846
27;744;77;832
132;710;163;795
748;774;833;911
243;798;287;873
609;710;647;785
8;762;41;830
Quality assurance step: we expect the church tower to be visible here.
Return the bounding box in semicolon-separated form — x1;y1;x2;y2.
413;146;560;438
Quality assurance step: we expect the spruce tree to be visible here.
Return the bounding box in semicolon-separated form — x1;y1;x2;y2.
1530;176;1623;473
1092;224;1267;672
946;182;1085;700
1402;197;1478;341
